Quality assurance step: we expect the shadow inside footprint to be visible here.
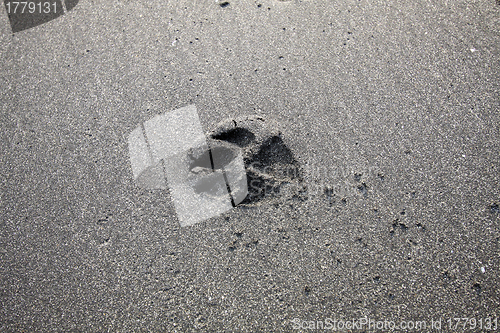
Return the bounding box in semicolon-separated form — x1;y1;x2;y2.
250;136;297;167
243;136;302;205
211;128;255;147
239;170;280;205
210;118;303;206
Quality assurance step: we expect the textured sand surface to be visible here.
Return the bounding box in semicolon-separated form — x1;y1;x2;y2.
1;0;499;331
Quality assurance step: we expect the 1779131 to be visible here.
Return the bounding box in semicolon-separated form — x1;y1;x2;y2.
5;1;58;14
447;317;498;331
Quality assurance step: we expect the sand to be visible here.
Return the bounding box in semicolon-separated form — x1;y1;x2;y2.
0;0;499;331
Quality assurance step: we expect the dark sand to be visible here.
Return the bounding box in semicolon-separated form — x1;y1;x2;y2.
1;0;499;331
